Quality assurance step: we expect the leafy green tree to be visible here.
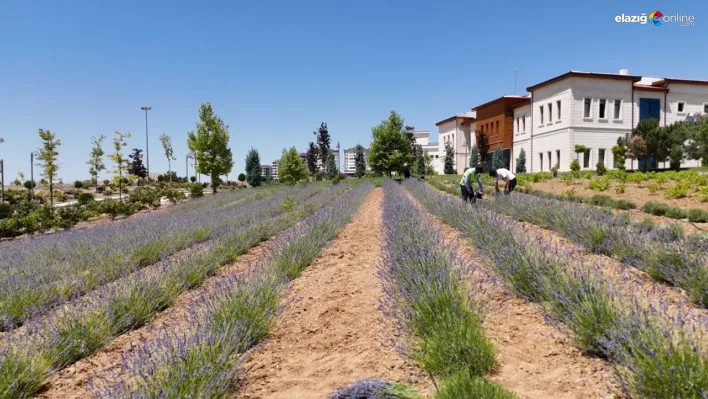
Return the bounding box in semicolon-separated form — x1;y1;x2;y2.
354;144;366;178
129;148;148;181
684;118;708;165
187;102;234;194
415;144;425;177
626;135;646;171
574;144;587;161
314;122;331;169
492;145;505;170
476;132;489;171
245;147;262;187
238;173;246;185
469;145;480;168
325;151;338;179
278;146;308;185
368;111;414;177
424;152;435;175
37;129;61;206
516;148;527;173
633;119;660;169
109;131;131;201
668;144;684;170
443;141;455;174
612;136;627;171
159;133;176;181
190;176;197;183
305;141;319;175
87;135;106;186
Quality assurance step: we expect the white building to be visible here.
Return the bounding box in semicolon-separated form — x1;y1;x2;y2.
434;112;476;174
513;70;707;173
343;147;370;175
260;164;272;179
408;130;445;175
271;160;279;179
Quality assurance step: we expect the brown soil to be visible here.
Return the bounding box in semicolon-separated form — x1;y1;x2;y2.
531;179;708;211
403;191;621;398
237;188;429;399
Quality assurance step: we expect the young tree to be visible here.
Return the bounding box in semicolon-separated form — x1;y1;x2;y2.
469;145;480;168
244;147;262;187
668;144;685;171
424;152;435;175
634;119;660;170
128;148;148;181
279;146;308;185
492;145;505;170
476;131;490;171
159;133;176;181
14;171;25;187
238;173;246;185
354;144;366;178
305;141;319;175
415;144;425;177
612;136;627;171
368;111;414;177
626;135;646;171
37;129;61;206
187;102;234;194
325;151;338;179
314;122;331;168
574;145;587;161
516;148;527;173
87;135;106;187
443;141;455;174
109;131;131;201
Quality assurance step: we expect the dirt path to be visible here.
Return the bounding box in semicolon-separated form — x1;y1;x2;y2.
237;188;429;399
403;190;621;398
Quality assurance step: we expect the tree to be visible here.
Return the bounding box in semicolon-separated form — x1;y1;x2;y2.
668;144;684;171
159;133;176;181
314;122;331;169
612;136;627;171
109;131;131;201
476;131;490;171
238;173;246;185
574;145;587;161
14;171;25;187
279;146;308;185
634;119;660;170
23;180;36;190
190;176;197;183
469;145;480;168
626;135;647;171
129;148;148;181
244;147;262;187
37;129;61;206
305;142;319;175
492;145;505;170
415;144;425;177
443;141;455;174
87;135;106;187
368;111;414;177
325;151;338;179
187;102;234;194
354;144;366;178
424;152;435;175
516;148;527;173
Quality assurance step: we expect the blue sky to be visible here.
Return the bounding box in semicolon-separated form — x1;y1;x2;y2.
0;0;706;182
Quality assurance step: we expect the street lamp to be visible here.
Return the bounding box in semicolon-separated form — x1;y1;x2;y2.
186;152;194;181
141;106;152;178
0;159;4;204
30;151;39;201
336;141;341;172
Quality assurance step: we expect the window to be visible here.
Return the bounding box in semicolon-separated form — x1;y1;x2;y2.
522;116;526;132
584;98;592;118
677;101;686;113
547;151;552;169
548;103;553;122
516;117;520;133
495;121;499;134
556;150;560;168
583;148;591;168
703;103;708;114
539;153;544;171
540;106;544;124
557;101;561;121
598;149;606;166
599;99;607;119
614;99;622;119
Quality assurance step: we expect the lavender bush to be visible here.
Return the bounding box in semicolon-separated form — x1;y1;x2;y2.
0;187;281;331
89;183;373;398
405;180;707;398
379;181;512;398
0;184;350;398
330;379;419;399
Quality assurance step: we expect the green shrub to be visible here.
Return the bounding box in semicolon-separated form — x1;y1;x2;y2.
587;195;615;208
562;174;575;186
665;207;687;220
74;180;84;189
94;200;137;220
156;188;185;204
0;203;12;219
56;205;86;229
637;217;655;231
570;159;580;172
596;161;607;176
697;187;708;202
551;166;559;178
77;193;95;205
647;181;662;194
614;199;636;210
436;373;514;399
687;209;708;223
103;188;114;196
615;181;626;194
188;183;204;198
588;178;611;192
641;202;670;216
664;183;689;199
129;188;161;209
627;172;648;184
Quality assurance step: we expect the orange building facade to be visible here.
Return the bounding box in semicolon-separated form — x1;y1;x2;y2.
472;95;530;169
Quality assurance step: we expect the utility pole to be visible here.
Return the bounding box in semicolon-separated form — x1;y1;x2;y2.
30;151;38;201
141;106;152;178
336;141;341;172
0;159;4;204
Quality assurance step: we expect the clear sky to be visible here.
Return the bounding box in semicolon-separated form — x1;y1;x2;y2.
0;0;706;182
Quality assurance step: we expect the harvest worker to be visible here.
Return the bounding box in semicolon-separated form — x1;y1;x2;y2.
490;168;517;195
459;165;484;204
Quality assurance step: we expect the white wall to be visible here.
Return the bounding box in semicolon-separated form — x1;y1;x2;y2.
571;78;634;130
532;80;573;136
665;83;708;126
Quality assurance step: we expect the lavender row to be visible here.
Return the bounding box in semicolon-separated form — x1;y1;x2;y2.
88;182;373;398
406;180;707;398
379;181;513;398
0;183;352;399
472;189;708;307
0;186;306;331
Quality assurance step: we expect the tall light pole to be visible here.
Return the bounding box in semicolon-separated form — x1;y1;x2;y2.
336;141;341;172
0;159;4;204
30;151;38;201
141;106;152;178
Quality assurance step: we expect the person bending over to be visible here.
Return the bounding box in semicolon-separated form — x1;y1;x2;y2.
459;166;484;204
490;168;517;195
